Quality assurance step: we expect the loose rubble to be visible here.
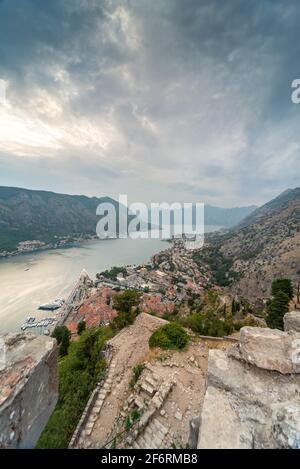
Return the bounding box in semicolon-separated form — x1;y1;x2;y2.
71;313;215;449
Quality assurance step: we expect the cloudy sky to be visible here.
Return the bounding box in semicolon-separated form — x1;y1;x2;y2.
0;0;299;207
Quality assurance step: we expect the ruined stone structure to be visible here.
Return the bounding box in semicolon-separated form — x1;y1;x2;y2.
198;311;300;449
0;332;58;448
72;313;210;449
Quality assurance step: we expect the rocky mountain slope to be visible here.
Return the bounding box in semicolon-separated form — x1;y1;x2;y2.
201;188;300;301
238;188;300;228
0;187;119;252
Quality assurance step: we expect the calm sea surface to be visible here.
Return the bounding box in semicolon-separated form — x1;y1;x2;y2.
0;227;222;333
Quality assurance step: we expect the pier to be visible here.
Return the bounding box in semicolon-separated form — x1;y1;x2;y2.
55;269;93;329
20;270;93;336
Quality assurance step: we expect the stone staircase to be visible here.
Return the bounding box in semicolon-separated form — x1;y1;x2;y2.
76;358;116;446
117;367;175;449
133;417;172;449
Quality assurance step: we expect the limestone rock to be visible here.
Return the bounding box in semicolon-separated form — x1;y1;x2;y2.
272;404;300;449
284;311;300;333
0;332;58;449
198;385;253;449
198;328;300;449
239;326;300;374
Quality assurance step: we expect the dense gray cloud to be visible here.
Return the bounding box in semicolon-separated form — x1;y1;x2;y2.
0;0;299;206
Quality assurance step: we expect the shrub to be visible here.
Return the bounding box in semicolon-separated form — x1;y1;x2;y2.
185;312;234;337
131;409;140;421
129;363;145;388
149;323;189;350
125;416;132;431
77;320;86;335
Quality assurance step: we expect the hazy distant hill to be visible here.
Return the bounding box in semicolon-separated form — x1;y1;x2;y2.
0;186;256;253
204;204;256;227
149;204;256;230
204;188;300;300
0;187;119;252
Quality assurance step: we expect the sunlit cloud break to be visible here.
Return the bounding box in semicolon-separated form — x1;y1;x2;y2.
0;1;299;205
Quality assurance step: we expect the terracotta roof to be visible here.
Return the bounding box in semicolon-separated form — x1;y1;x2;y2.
65;287;117;335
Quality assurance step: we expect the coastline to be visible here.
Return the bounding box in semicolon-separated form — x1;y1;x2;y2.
0;234;99;260
0;225;224;260
0;236;167;334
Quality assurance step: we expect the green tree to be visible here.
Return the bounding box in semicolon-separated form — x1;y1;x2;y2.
113;289;141;313
77;320;86;335
266;291;289;330
59;327;71;357
51;325;65;344
37;327;112;449
111;289;141;331
52;325;71;356
271;279;294;301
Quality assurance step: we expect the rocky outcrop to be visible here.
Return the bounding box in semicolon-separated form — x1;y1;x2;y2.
210;188;300;301
198;315;300;449
284;311;300;333
237;326;300;374
0;333;58;448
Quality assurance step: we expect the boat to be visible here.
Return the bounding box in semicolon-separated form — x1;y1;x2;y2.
38;298;65;311
26;316;36;324
55;298;65;305
21;323;37;331
38;303;59;311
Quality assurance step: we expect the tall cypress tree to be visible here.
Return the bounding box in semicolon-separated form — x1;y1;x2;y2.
271;279;294;301
59;327;71;356
266;291;289;330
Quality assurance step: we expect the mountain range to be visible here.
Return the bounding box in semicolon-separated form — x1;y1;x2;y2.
0;187;116;252
0;186;256;253
204;187;300;301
